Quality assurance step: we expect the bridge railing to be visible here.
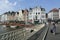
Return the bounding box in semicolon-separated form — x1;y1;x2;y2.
0;28;26;40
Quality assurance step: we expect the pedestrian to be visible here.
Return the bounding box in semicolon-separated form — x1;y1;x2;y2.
52;23;56;35
50;23;56;35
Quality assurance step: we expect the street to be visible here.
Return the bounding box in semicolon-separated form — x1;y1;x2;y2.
45;23;60;40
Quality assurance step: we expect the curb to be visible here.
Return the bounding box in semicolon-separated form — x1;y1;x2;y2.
26;24;45;40
42;25;49;40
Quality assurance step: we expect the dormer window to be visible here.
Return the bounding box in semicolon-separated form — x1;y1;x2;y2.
36;13;37;15
17;12;19;14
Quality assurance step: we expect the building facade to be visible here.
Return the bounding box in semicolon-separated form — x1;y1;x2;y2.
1;14;7;22
48;8;60;21
22;9;28;24
15;10;24;21
28;6;46;24
0;15;2;22
1;11;16;23
1;10;25;23
7;11;16;21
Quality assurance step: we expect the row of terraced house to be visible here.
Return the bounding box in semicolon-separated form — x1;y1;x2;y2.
48;8;60;22
0;6;47;24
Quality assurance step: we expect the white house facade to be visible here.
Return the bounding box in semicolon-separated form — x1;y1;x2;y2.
59;8;60;19
28;6;46;24
48;12;53;20
1;11;17;23
1;14;8;22
48;8;59;21
0;15;1;22
15;10;24;21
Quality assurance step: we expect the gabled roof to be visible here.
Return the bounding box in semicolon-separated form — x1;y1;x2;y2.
22;9;28;13
29;6;45;11
4;11;16;15
41;8;45;11
29;8;33;10
49;8;59;12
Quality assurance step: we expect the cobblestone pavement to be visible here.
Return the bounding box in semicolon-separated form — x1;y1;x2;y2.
45;23;60;40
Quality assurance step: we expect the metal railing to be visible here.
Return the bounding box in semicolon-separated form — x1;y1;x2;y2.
0;28;26;40
0;24;44;40
0;28;36;40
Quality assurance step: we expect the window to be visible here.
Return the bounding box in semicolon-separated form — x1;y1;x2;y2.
36;13;37;15
17;12;19;14
42;16;45;18
35;16;37;20
38;12;40;14
29;15;32;18
30;13;32;15
11;13;12;15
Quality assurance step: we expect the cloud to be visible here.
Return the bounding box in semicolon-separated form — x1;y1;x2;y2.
0;0;17;15
13;2;17;6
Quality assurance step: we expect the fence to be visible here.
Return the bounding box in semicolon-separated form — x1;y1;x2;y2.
0;28;26;40
0;24;44;40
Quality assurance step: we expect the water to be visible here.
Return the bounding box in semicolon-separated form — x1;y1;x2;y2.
0;25;24;34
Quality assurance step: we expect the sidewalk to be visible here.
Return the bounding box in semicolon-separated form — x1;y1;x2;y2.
45;23;60;40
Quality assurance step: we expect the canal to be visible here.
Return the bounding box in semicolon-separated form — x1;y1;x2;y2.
0;25;24;34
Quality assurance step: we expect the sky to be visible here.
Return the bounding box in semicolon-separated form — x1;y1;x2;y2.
0;0;60;15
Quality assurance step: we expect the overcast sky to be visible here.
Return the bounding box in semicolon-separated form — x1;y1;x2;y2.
0;0;60;15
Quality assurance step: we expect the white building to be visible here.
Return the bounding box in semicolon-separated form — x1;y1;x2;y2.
48;8;60;21
28;6;46;24
1;11;17;23
1;10;24;23
59;8;60;19
22;9;28;24
0;15;2;22
1;13;8;22
15;10;24;21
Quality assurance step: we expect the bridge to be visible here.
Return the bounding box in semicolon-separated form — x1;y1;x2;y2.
0;23;60;40
0;23;46;40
